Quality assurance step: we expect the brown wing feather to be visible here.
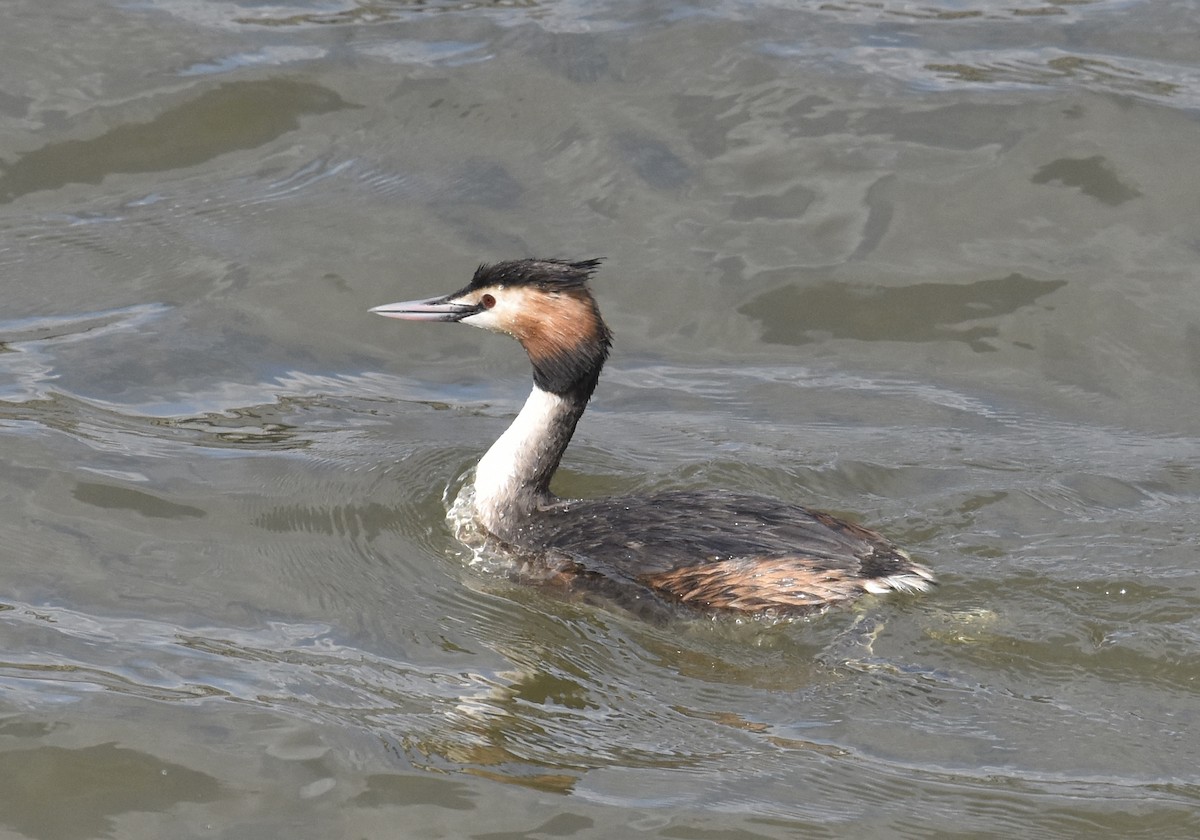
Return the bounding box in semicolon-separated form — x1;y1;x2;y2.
503;489;934;615
642;556;865;612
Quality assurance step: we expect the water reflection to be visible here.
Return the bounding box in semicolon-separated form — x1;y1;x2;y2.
1031;155;1142;205
0;743;222;840
72;482;207;519
926;53;1186;100
353;772;476;809
739;274;1067;351
229;0;535;28
0;81;356;204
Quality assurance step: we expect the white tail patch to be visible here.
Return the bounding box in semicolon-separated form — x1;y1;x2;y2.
862;567;937;595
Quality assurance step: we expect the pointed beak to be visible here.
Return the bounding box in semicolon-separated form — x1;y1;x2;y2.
369;295;474;322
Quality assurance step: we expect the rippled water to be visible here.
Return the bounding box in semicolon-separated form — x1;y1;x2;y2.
2;0;1199;837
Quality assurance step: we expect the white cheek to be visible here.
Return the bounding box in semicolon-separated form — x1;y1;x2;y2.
459;309;504;332
456;293;523;335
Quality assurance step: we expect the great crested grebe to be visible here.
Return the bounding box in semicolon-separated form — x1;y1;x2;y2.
371;258;935;615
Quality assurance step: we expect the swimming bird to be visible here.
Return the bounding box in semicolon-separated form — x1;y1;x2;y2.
371;258;934;615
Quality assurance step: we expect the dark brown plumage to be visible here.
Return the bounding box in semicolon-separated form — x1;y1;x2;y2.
511;490;932;614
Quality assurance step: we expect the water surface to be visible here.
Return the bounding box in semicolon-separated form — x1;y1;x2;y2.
2;1;1199;837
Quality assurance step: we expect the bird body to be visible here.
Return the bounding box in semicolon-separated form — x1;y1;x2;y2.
372;259;934;615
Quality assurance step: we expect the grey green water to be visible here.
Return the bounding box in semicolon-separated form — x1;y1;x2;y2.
1;1;1198;837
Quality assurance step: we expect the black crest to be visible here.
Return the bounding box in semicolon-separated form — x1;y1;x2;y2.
465;258;603;293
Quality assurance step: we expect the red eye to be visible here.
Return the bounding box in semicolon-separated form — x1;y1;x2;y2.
480;293;496;309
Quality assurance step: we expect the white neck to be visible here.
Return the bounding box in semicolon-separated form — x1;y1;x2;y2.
471;386;583;536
